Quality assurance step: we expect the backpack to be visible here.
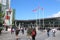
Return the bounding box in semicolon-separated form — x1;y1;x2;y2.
11;29;14;32
32;30;35;36
52;30;55;33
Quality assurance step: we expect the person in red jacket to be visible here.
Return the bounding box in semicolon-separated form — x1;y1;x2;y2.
31;28;36;40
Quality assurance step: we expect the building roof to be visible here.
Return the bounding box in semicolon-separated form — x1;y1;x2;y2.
15;17;60;22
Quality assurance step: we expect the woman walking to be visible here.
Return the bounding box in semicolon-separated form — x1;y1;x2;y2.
31;28;36;40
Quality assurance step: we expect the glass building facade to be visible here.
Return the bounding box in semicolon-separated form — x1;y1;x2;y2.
14;17;60;28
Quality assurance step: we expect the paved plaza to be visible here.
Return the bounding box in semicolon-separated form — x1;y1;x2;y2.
0;30;60;40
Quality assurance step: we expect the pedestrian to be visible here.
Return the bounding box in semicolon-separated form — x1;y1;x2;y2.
21;28;24;34
31;28;36;40
51;28;57;37
46;28;51;37
15;27;20;40
27;27;32;40
11;27;14;34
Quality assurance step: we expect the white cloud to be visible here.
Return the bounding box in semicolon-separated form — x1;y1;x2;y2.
49;11;60;18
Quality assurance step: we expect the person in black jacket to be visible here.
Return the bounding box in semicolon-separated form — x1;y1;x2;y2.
46;28;51;37
15;27;20;40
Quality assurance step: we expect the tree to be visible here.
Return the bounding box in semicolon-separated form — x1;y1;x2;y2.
0;4;3;25
0;3;3;34
0;3;4;24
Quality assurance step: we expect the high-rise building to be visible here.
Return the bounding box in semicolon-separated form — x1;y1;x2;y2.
0;0;15;27
1;0;10;11
0;0;1;3
4;8;13;26
2;0;15;27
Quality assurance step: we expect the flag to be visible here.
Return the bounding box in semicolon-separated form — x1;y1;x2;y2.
32;8;37;12
38;6;43;11
41;8;43;11
32;6;40;12
32;6;43;12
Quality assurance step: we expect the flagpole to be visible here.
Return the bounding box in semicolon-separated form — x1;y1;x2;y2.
38;8;40;27
32;8;38;27
42;8;44;28
32;7;39;27
36;11;37;27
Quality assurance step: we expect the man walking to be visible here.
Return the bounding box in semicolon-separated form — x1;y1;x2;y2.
15;27;20;40
46;28;51;37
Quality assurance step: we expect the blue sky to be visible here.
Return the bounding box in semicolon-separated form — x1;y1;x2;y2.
11;0;60;20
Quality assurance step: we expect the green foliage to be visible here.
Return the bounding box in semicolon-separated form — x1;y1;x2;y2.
0;4;2;12
0;13;2;18
0;4;2;18
0;3;3;25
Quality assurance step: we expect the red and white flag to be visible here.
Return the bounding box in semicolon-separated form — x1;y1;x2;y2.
32;6;43;12
32;8;37;12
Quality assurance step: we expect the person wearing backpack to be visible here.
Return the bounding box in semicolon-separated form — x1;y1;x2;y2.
31;28;36;40
51;28;57;37
27;27;32;40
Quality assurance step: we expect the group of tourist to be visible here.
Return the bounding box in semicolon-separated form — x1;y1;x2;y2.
10;26;58;40
46;27;57;37
27;27;36;40
11;26;37;40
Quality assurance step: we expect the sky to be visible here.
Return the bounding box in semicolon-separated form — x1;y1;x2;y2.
11;0;60;20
